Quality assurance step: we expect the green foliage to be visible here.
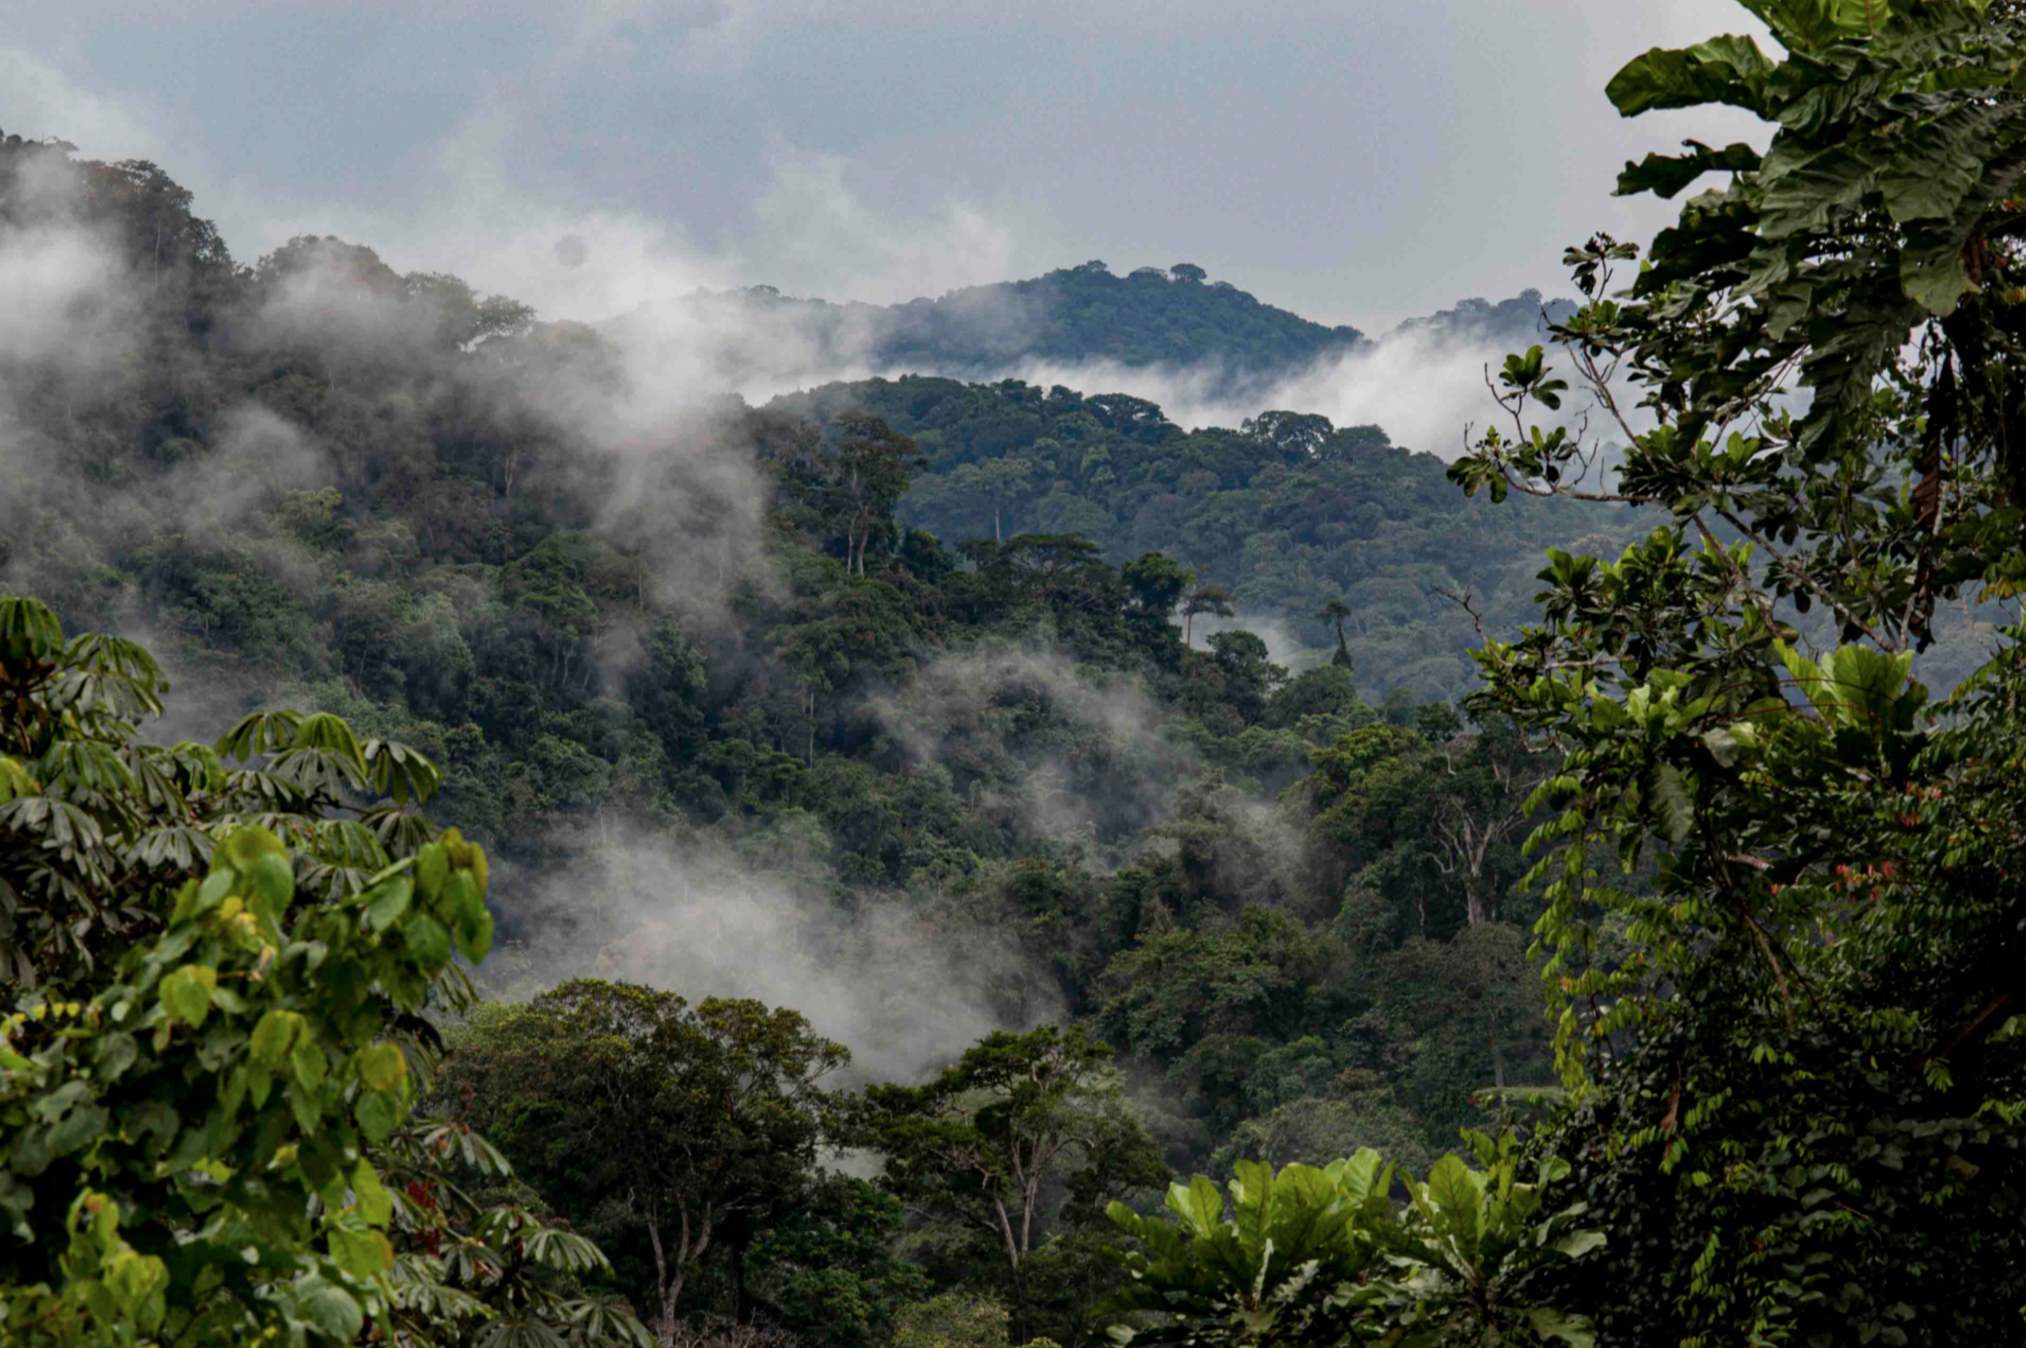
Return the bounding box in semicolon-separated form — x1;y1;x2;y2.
892;1292;1015;1348
1103;1130;1603;1346
750;1176;929;1348
0;603;646;1347
854;1024;1168;1271
1444;1;2026;1339
775;374;1662;703
440;980;850;1342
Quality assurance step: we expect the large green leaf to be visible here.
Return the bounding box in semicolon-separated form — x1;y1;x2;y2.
1422;1155;1485;1260
291;1274;365;1342
1618;140;1763;198
1607;36;1775;116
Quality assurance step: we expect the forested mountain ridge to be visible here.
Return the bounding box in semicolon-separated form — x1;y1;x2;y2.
612;261;1575;398
11;0;2026;1331
0;123;1580;1339
614;261;1370;392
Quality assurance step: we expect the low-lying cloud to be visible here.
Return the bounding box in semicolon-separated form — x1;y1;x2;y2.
503;827;1061;1084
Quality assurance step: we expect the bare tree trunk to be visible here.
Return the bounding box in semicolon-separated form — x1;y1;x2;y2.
646;1205;680;1348
993;1198;1022;1271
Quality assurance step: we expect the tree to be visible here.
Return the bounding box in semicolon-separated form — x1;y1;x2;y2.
1318;596;1355;671
1444;3;2026;1339
1424;719;1552;929
0;598;447;991
853;1025;1166;1279
1120;552;1193;618
441;979;848;1346
830;415;918;577
1204;631;1284;726
747;1175;929;1348
1097;905;1333;1069
1179;584;1234;648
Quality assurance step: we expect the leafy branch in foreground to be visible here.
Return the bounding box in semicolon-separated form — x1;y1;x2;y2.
1443;1;2026;1341
0;595;650;1347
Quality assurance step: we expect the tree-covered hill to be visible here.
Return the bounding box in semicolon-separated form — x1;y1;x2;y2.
616;265;1578;402
0;127;1577;1203
770;375;1650;701
9;0;2026;1337
613;261;1370;393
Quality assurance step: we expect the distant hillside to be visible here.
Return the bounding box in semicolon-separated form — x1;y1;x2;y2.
1393;290;1577;345
615;261;1369;393
618;266;1578;403
768;375;1650;702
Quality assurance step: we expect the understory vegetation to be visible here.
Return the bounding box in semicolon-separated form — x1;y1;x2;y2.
5;0;2026;1344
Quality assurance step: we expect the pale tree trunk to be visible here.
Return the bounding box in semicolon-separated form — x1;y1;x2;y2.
643;1194;711;1348
993;1197;1022;1270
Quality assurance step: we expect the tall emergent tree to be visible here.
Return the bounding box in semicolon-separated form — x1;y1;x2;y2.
1444;0;2026;1340
1318;597;1355;670
853;1024;1167;1278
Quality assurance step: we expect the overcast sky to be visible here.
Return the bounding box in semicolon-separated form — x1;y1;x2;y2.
2;1;1771;330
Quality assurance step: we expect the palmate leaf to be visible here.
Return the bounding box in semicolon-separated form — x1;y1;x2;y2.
387;1253;489;1319
474;1317;571;1348
124;823;215;874
361;738;443;805
0;594;66;663
122;745;192;815
407;1119;515;1177
47;668;163;723
561;1296;657;1348
363;806;438;859
514;1224;612;1276
215;708;303;762
62;633;166;696
38;740;139;803
269;746;370;800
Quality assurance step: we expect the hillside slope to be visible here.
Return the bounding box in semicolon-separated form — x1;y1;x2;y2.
770;375;1649;700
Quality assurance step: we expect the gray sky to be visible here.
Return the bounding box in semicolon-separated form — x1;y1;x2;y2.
3;1;1770;330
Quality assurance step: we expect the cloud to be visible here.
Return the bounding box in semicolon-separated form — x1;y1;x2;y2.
0;221;131;371
747;141;1019;304
0;49;166;162
986;323;1571;459
506;826;1060;1084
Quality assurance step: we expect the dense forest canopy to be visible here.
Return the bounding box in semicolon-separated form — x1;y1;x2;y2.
609;261;1378;397
6;0;2026;1342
